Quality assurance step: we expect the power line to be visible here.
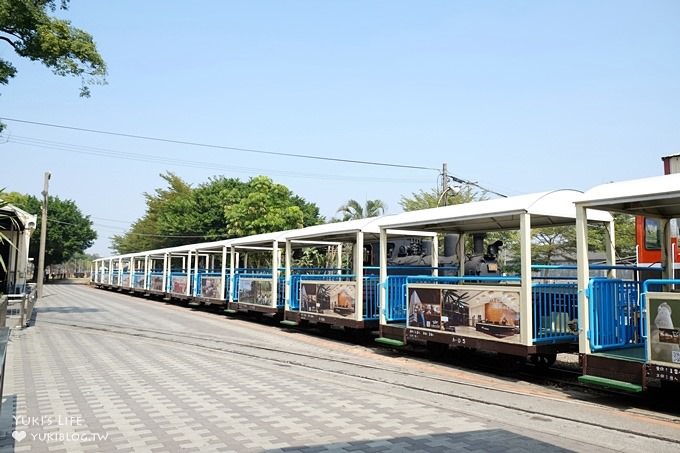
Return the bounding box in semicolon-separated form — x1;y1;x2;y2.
51;218;229;239
3;134;433;184
90;216;135;224
1;117;439;172
446;174;507;198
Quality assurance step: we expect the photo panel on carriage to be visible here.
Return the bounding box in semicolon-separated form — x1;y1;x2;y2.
408;284;521;344
238;277;274;306
300;281;357;319
648;292;680;366
200;275;222;299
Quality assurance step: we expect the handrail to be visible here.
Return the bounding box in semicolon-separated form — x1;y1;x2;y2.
405;275;521;284
641;278;680;293
532;264;654;271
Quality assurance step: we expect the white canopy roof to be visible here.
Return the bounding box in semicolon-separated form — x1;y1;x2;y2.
576;173;680;218
285;216;394;242
229;229;299;248
97;238;236;262
378;190;612;233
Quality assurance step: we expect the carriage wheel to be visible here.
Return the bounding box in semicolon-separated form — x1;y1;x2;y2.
530;353;557;368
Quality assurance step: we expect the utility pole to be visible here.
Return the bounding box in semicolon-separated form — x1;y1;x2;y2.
440;163;449;206
36;171;51;298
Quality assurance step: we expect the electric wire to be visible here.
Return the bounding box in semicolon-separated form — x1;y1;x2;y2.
3;134;433;184
1;117;439;171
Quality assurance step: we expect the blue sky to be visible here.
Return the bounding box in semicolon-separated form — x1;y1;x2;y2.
1;1;678;256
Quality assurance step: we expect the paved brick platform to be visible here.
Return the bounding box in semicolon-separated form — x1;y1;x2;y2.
0;285;675;452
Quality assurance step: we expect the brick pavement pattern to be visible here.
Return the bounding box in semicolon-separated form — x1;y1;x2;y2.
0;285;638;452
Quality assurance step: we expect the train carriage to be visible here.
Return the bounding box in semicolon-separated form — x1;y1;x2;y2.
280;217;438;329
89;165;680;396
375;190;612;364
226;230;294;316
576;173;680;391
93;240;235;303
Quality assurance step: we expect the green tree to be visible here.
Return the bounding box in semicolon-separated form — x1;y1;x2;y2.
399;184;481;212
4;191;96;267
157;176;242;243
0;0;107;98
336;199;386;221
559;213;637;261
112;174;323;254
224;176;322;237
111;172;193;253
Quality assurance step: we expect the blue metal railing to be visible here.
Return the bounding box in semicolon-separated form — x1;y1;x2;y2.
642;278;680;294
587;278;641;351
532;282;579;344
363;276;380;320
383;275;441;322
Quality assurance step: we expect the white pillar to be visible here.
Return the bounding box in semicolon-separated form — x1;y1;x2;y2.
193;250;200;297
271;241;279;308
220;246;228;301
457;234;466;277
229;247;236;303
285;240;292;312
379;228;388;326
355;232;364;321
432;234;439;277
162;253;169;293
576;205;591;354
605;218;617;278
144;255;150;290
186;251;192;297
519;213;532;346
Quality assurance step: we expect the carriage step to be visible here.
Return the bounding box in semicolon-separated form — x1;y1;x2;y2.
280;320;299;327
374;337;406;348
578;375;643;393
224;309;237;314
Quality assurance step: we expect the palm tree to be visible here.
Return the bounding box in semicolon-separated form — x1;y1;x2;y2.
336;199;386;221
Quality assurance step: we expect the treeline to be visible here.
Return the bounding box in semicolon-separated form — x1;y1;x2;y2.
111;173;323;254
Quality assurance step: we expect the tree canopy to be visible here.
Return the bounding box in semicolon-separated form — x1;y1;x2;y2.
0;0;107;99
3;191;97;267
224;176;322;237
399;184;482;211
112;173;323;254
